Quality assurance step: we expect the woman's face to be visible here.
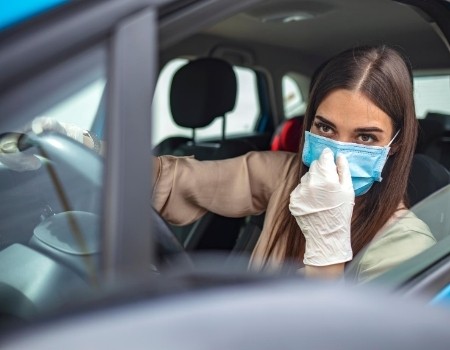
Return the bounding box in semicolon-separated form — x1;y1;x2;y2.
310;89;394;146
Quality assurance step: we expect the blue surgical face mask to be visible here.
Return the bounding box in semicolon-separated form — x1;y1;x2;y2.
302;130;399;196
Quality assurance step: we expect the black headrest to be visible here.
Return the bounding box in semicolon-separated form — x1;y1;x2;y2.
408;154;450;206
416;118;444;153
426;112;450;130
170;58;237;129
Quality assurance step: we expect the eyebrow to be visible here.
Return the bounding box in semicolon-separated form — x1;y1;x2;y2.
314;115;385;133
315;115;336;128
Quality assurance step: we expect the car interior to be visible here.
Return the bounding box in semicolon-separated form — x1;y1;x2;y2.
0;0;449;325
151;0;450;260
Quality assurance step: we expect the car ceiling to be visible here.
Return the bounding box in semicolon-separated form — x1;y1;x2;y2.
201;0;450;71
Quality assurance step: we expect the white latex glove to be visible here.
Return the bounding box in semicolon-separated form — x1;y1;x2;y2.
0;132;41;171
289;148;355;266
31;117;85;143
0;117;85;172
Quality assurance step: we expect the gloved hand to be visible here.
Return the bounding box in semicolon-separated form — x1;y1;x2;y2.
0;117;86;172
31;117;85;143
289;147;355;266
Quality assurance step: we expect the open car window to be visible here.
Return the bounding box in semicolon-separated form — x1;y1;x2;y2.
348;184;450;295
0;44;106;319
1;0;450;340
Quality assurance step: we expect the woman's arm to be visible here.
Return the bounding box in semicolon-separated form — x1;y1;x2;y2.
304;264;345;279
153;151;295;226
24;118;294;227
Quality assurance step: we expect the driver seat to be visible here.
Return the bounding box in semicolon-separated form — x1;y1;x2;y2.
154;57;256;159
154;57;256;250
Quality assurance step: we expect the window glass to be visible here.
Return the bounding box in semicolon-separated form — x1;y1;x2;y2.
43;78;105;130
414;75;450;118
0;45;106;321
368;184;450;286
282;74;305;119
152;58;260;147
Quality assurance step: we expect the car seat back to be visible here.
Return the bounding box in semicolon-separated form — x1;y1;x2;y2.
154;57;256;160
407;153;450;206
416;117;445;163
154;58;256;250
270;115;304;152
420;112;450;170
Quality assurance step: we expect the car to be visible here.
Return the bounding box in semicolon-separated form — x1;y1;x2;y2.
0;0;450;346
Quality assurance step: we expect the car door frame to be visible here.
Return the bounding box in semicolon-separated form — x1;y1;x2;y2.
0;0;163;283
0;0;269;284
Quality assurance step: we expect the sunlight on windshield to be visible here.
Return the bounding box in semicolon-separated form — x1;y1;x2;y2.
43;79;106;130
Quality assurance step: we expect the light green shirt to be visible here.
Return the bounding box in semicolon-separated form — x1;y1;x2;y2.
348;211;436;283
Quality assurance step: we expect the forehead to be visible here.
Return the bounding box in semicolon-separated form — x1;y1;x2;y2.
316;89;392;129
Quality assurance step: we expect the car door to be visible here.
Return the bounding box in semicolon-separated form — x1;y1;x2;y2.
0;0;270;324
0;0;450;345
0;0;161;320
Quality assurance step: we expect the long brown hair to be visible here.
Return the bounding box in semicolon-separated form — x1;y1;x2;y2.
263;45;418;267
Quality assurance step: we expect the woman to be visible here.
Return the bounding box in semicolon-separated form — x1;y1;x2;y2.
4;45;434;282
152;45;435;282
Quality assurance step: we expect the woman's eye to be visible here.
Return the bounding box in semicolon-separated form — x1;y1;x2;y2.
314;122;333;134
320;125;331;133
358;134;375;143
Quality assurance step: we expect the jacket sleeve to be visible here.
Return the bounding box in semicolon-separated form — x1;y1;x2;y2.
152;151;295;225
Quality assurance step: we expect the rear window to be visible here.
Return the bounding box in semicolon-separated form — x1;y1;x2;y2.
414;75;450;118
282;74;306;119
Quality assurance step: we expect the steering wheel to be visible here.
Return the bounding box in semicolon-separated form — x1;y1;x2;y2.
151;207;194;269
1;131;193;274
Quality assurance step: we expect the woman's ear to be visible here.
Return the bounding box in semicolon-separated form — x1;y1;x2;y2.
389;144;400;156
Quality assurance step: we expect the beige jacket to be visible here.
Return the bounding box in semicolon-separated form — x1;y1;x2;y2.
153;151;435;282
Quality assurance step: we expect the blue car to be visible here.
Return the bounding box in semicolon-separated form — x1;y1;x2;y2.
0;0;450;348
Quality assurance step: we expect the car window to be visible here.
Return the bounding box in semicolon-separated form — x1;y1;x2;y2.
152;58;260;147
356;184;450;287
0;44;106;320
282;74;306;119
1;0;450;338
43;78;105;130
282;74;450;121
414;74;450;118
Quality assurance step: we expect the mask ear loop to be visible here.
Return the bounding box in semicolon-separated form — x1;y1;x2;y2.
386;129;401;156
387;129;401;147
